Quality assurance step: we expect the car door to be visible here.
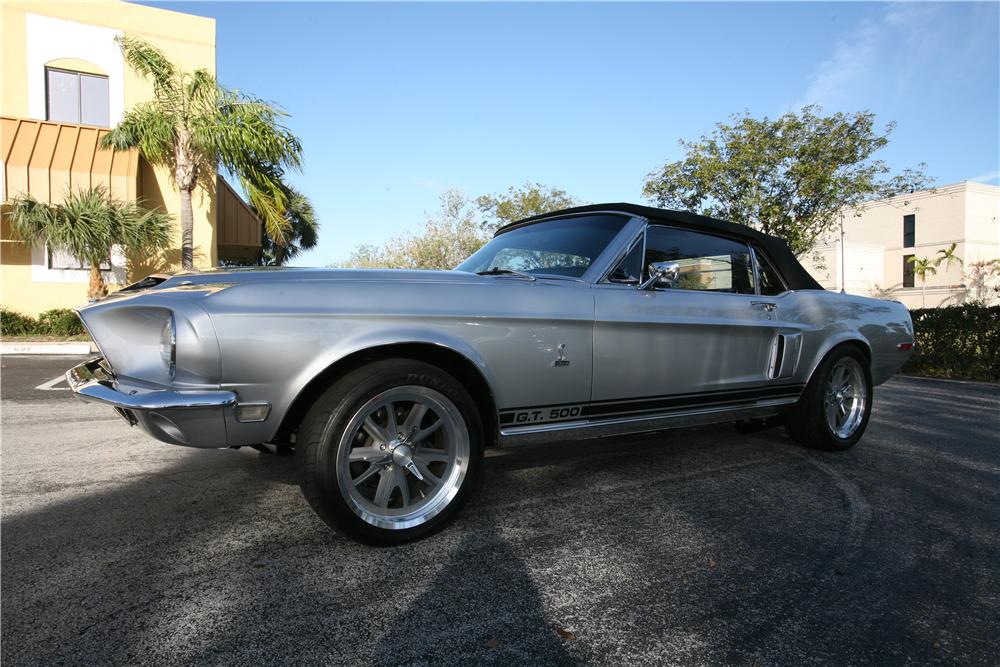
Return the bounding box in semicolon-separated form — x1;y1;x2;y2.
591;224;790;420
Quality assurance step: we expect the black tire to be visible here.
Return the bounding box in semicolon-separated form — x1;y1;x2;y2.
784;345;873;451
296;359;484;545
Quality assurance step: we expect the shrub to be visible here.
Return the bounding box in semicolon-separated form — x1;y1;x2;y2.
0;307;38;336
37;308;86;337
1;307;86;337
901;305;1000;382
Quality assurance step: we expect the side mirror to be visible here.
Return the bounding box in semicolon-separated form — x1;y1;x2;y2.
639;261;681;291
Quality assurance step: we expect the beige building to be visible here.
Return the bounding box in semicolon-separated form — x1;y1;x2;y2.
801;181;1000;309
1;1;262;316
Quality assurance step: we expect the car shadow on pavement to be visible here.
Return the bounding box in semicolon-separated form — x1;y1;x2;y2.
1;445;577;665
3;383;999;665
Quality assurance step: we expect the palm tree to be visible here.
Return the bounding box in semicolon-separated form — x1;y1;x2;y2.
259;185;319;266
934;242;963;275
7;186;173;299
907;256;938;308
100;36;302;269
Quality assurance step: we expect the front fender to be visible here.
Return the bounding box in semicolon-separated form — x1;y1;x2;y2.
283;326;498;419
217;320;501;447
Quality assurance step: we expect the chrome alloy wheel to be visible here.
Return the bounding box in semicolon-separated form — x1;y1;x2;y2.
824;357;867;439
335;385;470;530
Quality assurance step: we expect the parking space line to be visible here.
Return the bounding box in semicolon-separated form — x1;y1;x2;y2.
35;374;70;391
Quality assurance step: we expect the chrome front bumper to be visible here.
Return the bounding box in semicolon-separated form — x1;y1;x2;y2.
66;357;236;447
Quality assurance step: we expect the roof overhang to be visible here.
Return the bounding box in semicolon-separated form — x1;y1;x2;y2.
216;176;263;262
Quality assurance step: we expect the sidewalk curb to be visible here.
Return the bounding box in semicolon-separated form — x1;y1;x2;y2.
1;342;97;355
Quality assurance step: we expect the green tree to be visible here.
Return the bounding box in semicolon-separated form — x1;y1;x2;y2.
476;182;581;233
100;36;303;269
642;106;933;256
340;190;487;269
907;256;938;307
257;184;319;266
6;186;173;299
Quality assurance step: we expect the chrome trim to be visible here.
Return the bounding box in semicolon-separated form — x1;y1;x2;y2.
162;312;176;379
66;357;237;411
598;225;646;284
750;244;762;295
639;261;681;291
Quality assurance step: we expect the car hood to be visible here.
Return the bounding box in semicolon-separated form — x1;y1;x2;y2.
185;266;483;284
129;267;488;291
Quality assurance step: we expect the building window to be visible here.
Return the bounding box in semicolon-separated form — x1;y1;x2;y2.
903;214;915;248
902;254;915;288
47;246;110;271
45;68;110;127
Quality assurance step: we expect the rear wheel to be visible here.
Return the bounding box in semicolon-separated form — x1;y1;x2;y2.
785;346;872;451
296;359;484;545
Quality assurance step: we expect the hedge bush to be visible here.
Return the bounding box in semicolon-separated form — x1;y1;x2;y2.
1;307;86;338
37;308;87;337
901;305;999;383
0;308;38;336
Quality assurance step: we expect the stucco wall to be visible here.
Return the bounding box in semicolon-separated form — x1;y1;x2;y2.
800;182;1000;309
1;1;217;316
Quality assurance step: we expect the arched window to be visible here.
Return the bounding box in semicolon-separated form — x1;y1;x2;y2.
44;59;109;127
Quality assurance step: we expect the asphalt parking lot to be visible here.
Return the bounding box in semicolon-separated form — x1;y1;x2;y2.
2;354;999;666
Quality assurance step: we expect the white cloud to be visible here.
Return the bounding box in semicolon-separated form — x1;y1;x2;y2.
968;169;1000;184
409;176;449;193
797;3;938;109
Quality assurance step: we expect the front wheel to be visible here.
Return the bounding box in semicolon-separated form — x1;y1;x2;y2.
785;346;873;451
296;359;484;545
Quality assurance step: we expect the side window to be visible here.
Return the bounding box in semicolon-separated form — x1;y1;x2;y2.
47;245;110;271
644;226;754;294
754;248;787;296
607;239;643;283
45;68;110;127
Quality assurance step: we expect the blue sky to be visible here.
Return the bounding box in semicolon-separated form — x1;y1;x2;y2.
149;1;1000;266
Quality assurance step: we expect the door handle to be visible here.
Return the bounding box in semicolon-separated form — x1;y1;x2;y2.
751;301;778;312
751;301;778;319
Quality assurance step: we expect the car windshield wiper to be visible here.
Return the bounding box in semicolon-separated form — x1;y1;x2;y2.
476;267;537;281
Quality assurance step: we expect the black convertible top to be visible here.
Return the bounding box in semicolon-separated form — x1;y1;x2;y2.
499;203;822;291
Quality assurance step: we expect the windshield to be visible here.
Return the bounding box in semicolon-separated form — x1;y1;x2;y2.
456;214;629;278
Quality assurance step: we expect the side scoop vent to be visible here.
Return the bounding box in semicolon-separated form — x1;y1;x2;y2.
768;332;802;380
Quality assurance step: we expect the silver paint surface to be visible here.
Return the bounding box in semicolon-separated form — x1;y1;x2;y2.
73;216;914;449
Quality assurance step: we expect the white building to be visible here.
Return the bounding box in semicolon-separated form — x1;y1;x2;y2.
800;181;1000;308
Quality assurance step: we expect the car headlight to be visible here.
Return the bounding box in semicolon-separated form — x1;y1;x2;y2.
159;314;176;378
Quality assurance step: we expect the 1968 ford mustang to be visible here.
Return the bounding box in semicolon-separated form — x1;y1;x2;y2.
67;204;914;544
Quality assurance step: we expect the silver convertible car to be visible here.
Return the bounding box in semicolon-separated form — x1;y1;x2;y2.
67;204;914;544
